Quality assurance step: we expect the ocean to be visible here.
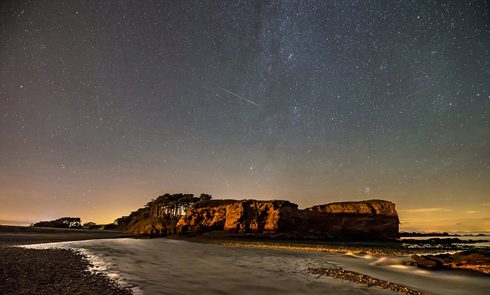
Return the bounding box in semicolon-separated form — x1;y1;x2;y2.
401;232;490;247
25;238;489;295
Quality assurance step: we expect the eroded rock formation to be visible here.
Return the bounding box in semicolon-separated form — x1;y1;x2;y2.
176;200;304;234
177;199;399;239
412;250;490;274
307;200;398;216
303;200;399;239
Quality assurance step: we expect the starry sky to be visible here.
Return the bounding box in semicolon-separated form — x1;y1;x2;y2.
1;0;489;232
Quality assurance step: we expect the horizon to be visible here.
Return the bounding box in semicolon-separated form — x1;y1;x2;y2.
1;1;489;233
1;195;489;233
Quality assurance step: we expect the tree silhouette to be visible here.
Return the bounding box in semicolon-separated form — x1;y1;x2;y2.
32;217;82;228
199;193;212;201
112;193;209;236
83;222;98;229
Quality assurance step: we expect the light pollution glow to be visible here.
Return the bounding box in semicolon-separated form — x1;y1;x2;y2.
1;1;489;232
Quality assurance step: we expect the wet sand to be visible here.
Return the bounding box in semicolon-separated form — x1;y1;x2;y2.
0;226;135;295
168;232;446;256
0;225;135;246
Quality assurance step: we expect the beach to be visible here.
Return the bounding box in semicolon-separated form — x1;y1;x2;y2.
0;226;135;295
1;226;488;295
18;236;490;295
0;225;135;246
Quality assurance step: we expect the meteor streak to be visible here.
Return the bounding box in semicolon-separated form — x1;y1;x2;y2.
96;96;103;121
219;87;260;107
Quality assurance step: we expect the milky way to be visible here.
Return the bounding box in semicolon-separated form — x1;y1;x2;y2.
1;0;489;231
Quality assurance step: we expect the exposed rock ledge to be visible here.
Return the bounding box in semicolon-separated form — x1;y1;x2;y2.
177;199;399;239
412;250;490;274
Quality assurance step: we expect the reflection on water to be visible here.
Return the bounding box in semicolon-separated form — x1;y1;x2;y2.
25;239;489;295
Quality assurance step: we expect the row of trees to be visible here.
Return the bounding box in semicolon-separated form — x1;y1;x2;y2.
145;193;212;219
31;217;103;229
32;217;82;228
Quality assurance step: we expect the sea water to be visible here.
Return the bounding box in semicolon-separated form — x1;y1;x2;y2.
401;232;490;247
25;238;489;295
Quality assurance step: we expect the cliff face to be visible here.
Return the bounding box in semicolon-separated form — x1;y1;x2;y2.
176;200;301;234
306;200;398;216
177;199;399;239
117;196;399;239
303;200;399;239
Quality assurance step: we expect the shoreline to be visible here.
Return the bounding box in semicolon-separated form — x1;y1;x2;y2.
0;246;133;295
0;226;136;295
177;235;490;274
168;233;489;294
2;226;488;295
166;233;464;256
0;225;136;246
169;235;434;294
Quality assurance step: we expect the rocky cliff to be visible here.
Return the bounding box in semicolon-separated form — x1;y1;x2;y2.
302;200;399;239
176;200;301;234
177;199;399;239
306;200;398;216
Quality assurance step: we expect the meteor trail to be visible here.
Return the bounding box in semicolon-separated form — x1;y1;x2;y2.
96;96;103;121
219;87;260;107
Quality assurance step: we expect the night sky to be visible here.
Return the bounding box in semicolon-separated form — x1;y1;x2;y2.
1;0;489;232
